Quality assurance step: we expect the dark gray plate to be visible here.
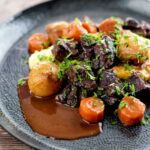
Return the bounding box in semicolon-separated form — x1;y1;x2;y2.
1;0;150;149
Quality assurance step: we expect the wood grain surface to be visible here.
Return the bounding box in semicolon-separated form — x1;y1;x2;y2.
0;1;49;149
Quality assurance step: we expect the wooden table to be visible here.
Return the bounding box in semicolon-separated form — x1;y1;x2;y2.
0;1;48;149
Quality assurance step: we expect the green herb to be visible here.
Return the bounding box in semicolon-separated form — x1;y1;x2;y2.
119;101;128;109
74;17;82;25
98;67;105;74
124;34;129;39
99;74;104;80
101;94;106;98
72;102;77;108
21;56;26;59
141;120;146;125
107;55;113;59
63;91;66;97
115;86;121;95
123;41;128;46
110;16;124;26
98;87;104;91
82;33;102;46
113;109;118;116
93;92;98;98
133;36;138;43
86;71;96;80
24;60;28;65
111;120;118;125
146;115;150;120
70;43;76;48
18;79;25;85
145;40;149;45
42;42;47;47
78;75;83;83
123;63;133;71
129;84;135;96
37;55;47;61
93;101;98;106
82;88;87;96
57;40;63;45
49;57;57;64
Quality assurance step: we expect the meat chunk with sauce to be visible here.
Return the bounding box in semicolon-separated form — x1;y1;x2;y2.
125;72;148;94
97;70;124;105
66;64;97;91
56;84;78;107
52;39;79;62
92;35;115;70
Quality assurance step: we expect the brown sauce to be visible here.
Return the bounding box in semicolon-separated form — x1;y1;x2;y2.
18;79;102;140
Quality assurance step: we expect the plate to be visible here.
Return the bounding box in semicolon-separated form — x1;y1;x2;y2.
0;0;150;149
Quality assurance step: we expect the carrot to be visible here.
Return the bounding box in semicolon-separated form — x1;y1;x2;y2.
99;19;118;38
82;22;97;33
28;33;50;53
45;21;69;44
118;96;145;126
63;22;88;40
79;97;105;123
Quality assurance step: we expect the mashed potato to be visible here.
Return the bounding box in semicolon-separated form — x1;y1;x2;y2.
29;46;55;69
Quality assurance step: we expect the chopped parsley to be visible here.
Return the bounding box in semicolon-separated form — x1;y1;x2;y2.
93;92;98;98
129;84;135;96
140;120;146;126
124;34;130;39
63;91;66;97
70;43;76;48
86;71;96;80
119;101;128;109
115;86;121;95
24;60;28;65
82;33;102;46
111;120;118;125
93;101;98;106
21;56;26;59
37;55;47;61
18;79;25;85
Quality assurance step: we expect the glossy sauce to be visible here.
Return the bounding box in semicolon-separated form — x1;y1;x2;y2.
18;80;102;140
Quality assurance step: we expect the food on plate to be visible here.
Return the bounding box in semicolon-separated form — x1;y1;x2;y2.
46;21;69;44
28;46;55;69
28;33;50;53
79;97;104;123
28;62;61;97
117;30;150;64
118;96;145;126
18;16;150;139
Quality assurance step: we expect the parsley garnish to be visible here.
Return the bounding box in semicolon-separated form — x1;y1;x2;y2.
93;92;98;98
18;79;25;85
119;101;128;109
86;71;96;80
115;86;121;95
93;101;98;106
111;120;118;125
37;55;47;61
21;56;26;59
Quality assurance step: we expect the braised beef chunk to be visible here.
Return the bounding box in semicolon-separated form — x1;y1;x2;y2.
92;35;115;70
55;84;72;104
124;17;140;28
97;70;124;105
66;64;97;91
141;21;150;38
80;34;101;59
67;86;78;107
125;72;147;94
123;17;150;38
56;84;79;107
52;39;79;62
